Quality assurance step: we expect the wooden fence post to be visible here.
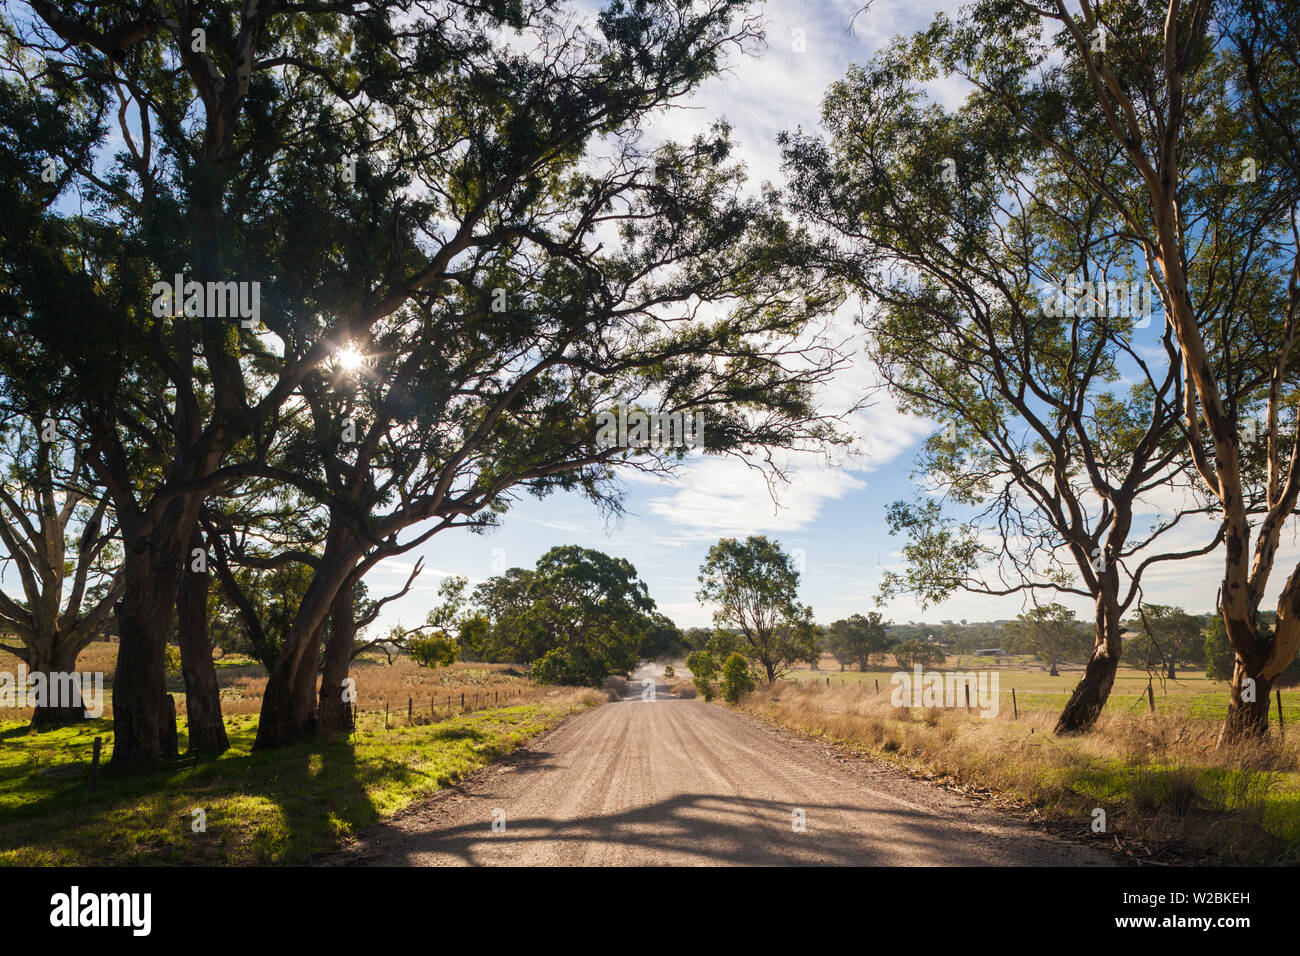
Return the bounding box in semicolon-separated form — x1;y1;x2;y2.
1277;689;1285;738
408;697;412;720
384;702;389;729
1012;688;1018;719
1147;682;1155;713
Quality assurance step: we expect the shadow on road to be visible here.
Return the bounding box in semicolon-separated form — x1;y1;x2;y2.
333;786;1016;866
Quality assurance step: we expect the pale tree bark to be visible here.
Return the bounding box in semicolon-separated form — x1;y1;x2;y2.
0;434;122;730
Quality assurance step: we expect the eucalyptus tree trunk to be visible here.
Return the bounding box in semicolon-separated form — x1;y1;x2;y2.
109;515;188;769
317;581;356;736
1054;598;1122;735
176;527;229;756
28;643;87;729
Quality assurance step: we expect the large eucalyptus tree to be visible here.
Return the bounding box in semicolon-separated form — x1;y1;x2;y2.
0;0;853;763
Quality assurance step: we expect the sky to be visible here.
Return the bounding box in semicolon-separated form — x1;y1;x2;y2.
358;0;1300;637
14;0;1289;638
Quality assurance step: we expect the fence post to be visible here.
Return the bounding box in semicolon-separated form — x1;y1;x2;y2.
1147;682;1155;713
1012;687;1018;719
384;702;389;729
965;684;971;709
874;678;879;694
88;737;102;793
431;696;435;718
461;692;465;710
1278;689;1285;738
408;697;412;720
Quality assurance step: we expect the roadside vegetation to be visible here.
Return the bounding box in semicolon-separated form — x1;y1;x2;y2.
733;671;1300;864
0;687;601;865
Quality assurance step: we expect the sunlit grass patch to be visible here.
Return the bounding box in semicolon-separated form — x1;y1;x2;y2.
0;688;601;865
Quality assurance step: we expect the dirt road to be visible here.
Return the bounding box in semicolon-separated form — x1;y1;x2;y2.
321;664;1110;866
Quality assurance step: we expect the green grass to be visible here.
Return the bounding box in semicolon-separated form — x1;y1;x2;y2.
0;693;598;865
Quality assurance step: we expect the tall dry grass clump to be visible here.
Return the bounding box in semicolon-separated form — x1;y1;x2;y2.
739;679;1300;864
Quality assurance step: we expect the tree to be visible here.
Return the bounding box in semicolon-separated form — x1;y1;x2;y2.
471;546;659;683
696;536;818;684
883;0;1300;742
782;13;1223;735
1003;604;1090;677
0;420;121;727
1;0;855;763
638;613;687;662
391;575;470;672
1126;605;1205;679
720;653;756;703
893;640;946;671
826;612;893;672
685;649;719;701
1205;616;1236;682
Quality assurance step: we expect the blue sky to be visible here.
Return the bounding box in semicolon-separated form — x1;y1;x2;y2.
361;1;963;633
365;0;1300;636
368;0;1260;634
17;0;1274;636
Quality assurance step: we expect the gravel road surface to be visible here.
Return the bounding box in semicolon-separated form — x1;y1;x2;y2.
319;663;1111;866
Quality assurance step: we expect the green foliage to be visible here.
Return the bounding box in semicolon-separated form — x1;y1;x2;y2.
893;640;946;671
1126;605;1207;674
1205;616;1235;681
685;650;719;701
409;632;459;670
697;536;818;683
720;653;756;703
530;647;608;688
1002;604;1092;672
472;546;656;679
638;613;687;661
826;612;894;671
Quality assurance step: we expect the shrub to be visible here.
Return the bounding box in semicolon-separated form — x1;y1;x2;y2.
685;650;719;701
721;653;756;703
409;632;459;669
663;664;675;679
531;647;607;687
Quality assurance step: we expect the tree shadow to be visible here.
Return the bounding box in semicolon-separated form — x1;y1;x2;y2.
327;791;1045;867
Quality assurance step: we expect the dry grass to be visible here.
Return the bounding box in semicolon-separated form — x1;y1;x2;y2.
738;679;1300;865
0;642;562;726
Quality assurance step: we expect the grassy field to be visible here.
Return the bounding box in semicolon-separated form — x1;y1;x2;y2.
789;658;1300;724
0;642;562;724
0;642;605;865
741;665;1300;864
